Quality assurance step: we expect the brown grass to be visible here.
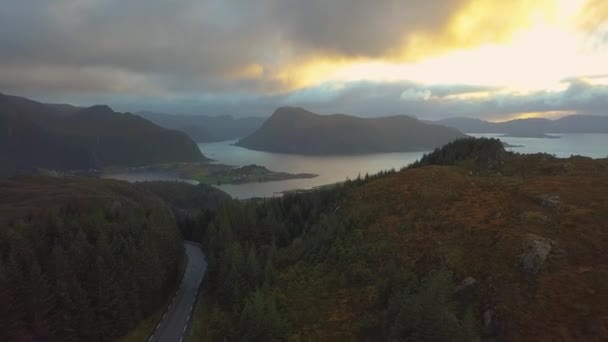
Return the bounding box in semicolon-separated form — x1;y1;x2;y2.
307;156;608;340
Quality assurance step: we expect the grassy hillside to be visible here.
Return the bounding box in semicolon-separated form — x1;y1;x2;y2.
0;93;206;176
0;176;183;341
237;107;466;155
187;138;608;341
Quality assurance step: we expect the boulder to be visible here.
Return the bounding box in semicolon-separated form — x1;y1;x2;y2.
520;235;555;274
483;309;493;328
454;276;477;292
539;195;561;208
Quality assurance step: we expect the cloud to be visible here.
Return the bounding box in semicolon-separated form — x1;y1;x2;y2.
0;0;579;97
94;77;606;121
1;0;607;121
400;88;432;101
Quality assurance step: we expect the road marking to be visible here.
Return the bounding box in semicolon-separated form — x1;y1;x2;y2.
147;243;206;342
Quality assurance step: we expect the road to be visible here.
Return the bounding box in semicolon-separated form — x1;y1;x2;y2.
149;242;207;342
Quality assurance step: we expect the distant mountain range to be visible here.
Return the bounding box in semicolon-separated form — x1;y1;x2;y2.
137;111;265;142
436;115;608;136
237;107;466;155
0;93;205;176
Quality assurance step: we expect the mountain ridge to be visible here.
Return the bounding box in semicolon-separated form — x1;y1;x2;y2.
437;114;608;134
237;107;466;155
0;93;206;176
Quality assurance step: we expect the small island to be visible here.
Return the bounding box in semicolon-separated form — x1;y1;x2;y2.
501;132;560;139
103;162;317;185
501;141;524;148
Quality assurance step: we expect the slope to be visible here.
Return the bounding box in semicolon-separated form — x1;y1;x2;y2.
138;111;264;142
237;107;466;155
0;93;206;176
188;138;608;340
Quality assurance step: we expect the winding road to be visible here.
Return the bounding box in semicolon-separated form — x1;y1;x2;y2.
149;242;207;342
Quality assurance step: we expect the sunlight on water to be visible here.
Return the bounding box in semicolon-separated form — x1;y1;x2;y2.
199;140;427;198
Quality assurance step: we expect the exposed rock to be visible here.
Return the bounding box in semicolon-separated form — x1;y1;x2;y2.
483;309;494;327
454;276;477;292
539;195;561;208
520;235;555;274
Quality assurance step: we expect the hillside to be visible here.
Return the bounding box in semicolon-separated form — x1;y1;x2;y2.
438;115;608;134
237;107;466;155
138;111;264;142
0;176;183;341
185;138;608;341
0;93;206;176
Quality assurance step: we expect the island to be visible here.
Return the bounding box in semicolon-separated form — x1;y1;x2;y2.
501;132;560;139
237;107;466;155
436;115;608;134
103;162;318;185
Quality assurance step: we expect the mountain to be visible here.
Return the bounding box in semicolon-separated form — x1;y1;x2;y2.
185;138;608;341
237;107;466;155
0;93;206;176
437;115;608;134
137;111;265;142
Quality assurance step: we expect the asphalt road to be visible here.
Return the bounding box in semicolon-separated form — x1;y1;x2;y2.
149;242;207;342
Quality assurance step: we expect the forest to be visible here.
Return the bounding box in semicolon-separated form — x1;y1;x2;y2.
3;138;607;340
183;137;608;340
179;165;478;340
0;176;183;341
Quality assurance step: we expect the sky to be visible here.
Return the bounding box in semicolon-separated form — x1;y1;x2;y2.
0;0;607;120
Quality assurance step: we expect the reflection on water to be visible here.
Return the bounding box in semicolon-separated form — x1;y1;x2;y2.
200;140;427;199
105;133;608;200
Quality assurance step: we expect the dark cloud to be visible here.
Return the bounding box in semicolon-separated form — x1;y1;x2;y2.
0;0;472;96
272;0;462;58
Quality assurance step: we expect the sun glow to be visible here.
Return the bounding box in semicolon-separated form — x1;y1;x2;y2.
276;0;605;94
493;110;578;122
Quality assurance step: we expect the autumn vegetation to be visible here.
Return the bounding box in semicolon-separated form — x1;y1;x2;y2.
185;138;608;340
2;138;607;340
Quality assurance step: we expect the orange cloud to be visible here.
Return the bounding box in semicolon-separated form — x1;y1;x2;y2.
579;0;608;31
262;0;593;92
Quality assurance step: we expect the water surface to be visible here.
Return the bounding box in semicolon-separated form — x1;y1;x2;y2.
106;133;608;199
199;140;426;198
471;133;608;158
